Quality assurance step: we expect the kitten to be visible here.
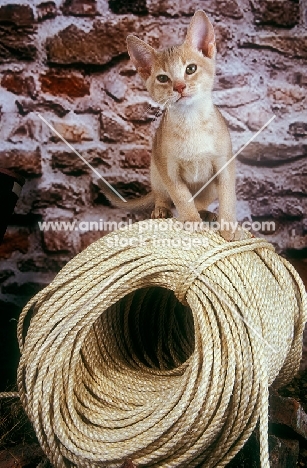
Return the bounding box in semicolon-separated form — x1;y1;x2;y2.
99;10;239;241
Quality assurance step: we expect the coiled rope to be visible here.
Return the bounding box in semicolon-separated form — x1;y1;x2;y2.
15;219;307;467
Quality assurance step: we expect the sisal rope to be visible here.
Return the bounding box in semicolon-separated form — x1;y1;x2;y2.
10;219;307;467
0;391;19;398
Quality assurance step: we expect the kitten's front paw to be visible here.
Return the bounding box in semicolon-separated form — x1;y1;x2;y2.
151;206;172;219
177;214;203;232
220;226;245;242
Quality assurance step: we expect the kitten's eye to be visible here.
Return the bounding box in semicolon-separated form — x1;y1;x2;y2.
186;64;197;75
157;74;169;83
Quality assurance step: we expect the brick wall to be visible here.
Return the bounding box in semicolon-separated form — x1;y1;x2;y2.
0;0;306;388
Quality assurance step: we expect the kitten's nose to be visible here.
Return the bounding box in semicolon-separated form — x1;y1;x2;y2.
173;81;186;94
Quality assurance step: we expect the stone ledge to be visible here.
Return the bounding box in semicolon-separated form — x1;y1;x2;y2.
239;31;307;59
250;0;299;28
0;148;42;177
46;16;234;66
0;4;34;27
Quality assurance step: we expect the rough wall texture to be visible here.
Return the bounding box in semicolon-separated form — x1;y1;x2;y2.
0;0;306;387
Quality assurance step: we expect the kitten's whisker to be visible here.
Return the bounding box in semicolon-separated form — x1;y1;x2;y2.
160;97;174;110
144;96;175;122
167;96;178;108
153;99;169;111
146;97;168;109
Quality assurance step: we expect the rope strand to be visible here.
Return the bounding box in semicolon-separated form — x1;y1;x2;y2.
11;219;307;467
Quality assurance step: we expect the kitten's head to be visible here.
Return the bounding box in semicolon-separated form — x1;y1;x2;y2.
126;10;216;108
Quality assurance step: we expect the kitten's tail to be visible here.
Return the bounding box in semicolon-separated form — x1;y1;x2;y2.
97;179;155;211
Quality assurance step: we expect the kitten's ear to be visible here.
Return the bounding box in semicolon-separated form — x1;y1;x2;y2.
184;10;216;59
126;35;156;80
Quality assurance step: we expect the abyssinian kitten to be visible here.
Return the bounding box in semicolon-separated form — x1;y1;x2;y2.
100;10;240;241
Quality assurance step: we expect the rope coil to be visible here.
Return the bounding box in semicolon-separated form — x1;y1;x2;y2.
16;219;307;467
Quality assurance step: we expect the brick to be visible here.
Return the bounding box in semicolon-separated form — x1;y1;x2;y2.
8;117;42;143
42;216;81;253
109;181;149;199
26;76;36;99
225;101;273;132
16;99;69;118
100;110;136;143
109;0;147;14
0;148;42;177
0;229;29;259
250;197;307;219
268;85;306;105
119;147;151;169
220;111;247;132
213;88;261;107
238;142;307;166
46;16;232;67
251;216;278;234
49;118;95;143
214;24;233;56
43;229;80;254
1;72;36;98
146;0;242;18
239;32;307;59
215;0;243;19
269;435;299;467
0;443;44;468
289;121;307;137
0;29;36;63
8;123;31;144
46;16;232;65
124;101;159;123
140;19;232;57
51;146;110;175
284;233;307;254
237;159;307;217
119;62;137;77
12;182;41;217
214;73;248;90
75;99;102;114
251;0;299;28
37;1;57;21
292;72;307;87
246;106;273;131
104;75;127;102
46;17;137;65
62;0;97;16
0;5;36;63
17;256;69;272
40;71;90;98
0;4;34;26
270;389;307;440
35;182;89;212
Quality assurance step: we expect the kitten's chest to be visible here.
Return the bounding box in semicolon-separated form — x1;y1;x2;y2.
174;129;216;160
161;111;217;160
160;117;217;183
180;157;214;185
